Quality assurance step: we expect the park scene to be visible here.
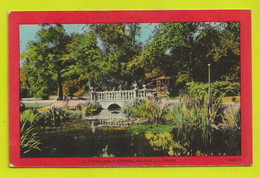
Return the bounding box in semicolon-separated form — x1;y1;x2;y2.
20;22;241;157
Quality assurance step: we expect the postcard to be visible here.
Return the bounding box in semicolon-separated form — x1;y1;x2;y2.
9;10;252;167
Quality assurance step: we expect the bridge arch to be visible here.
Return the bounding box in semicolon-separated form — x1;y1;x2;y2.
98;101;126;110
107;103;121;110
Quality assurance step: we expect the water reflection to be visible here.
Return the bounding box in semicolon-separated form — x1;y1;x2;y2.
24;124;241;158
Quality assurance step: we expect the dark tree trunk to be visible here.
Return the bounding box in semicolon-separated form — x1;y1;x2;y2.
57;73;63;100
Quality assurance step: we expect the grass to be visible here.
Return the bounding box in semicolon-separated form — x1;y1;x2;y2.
23;102;53;108
21;97;43;101
20;110;41;154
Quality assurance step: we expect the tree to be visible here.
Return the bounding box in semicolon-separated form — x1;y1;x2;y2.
137;22;240;95
65;32;103;91
90;23;143;89
22;24;72;99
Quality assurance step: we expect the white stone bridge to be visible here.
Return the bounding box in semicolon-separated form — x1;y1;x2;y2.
90;84;148;109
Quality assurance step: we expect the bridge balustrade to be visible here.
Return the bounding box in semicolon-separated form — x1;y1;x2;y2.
90;85;147;101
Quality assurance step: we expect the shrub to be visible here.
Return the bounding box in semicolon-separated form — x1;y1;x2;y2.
71;105;78;110
177;81;225;127
37;107;50;112
82;102;102;116
171;105;185;124
181;81;240;98
20;109;38;124
36;108;69;127
223;104;240;128
125;99;170;124
158;92;170;99
62;106;69;111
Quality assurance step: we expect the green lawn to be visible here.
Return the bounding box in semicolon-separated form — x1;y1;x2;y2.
21;98;43;101
23;103;53;108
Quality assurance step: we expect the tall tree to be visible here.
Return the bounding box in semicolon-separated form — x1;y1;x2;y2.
90;23;142;89
65;32;103;90
22;24;72;99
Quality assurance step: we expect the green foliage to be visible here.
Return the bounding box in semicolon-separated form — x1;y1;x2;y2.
71;105;78;110
20;109;38;124
129;125;175;135
20;110;41;154
66;33;103;81
23;102;53;109
144;132;188;156
62;106;69;111
125;99;170;124
82;102;102;116
157;92;170;99
211;81;240;96
182;81;240;97
20;22;240;101
171;105;185;124
63;75;87;97
21;24;72;99
223;105;240;128
179;81;225;125
20;108;84;154
37;108;68;127
90;23;143;88
20;119;41;154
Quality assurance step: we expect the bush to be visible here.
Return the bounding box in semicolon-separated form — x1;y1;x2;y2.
82;102;102;116
176;81;226;127
223;105;240;128
125;99;170;124
157;92;170;99
20;109;38;124
181;81;240;98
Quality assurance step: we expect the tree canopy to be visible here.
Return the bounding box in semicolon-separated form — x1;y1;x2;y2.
20;22;240;99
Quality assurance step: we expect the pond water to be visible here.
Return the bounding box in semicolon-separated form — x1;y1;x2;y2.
23;109;241;158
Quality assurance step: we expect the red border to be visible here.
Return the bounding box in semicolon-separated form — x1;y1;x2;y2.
8;10;252;167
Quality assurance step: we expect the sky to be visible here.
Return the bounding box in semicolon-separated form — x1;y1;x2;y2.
19;23;158;54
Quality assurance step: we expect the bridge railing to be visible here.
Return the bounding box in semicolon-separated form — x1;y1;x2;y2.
90;85;147;101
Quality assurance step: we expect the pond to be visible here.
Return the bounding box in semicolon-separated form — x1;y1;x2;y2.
23;109;241;158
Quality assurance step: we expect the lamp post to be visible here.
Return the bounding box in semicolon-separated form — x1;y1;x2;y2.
207;64;211;124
